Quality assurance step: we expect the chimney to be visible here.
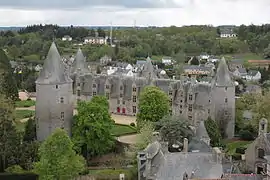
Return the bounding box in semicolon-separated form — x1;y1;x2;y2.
183;138;188;152
160;141;169;154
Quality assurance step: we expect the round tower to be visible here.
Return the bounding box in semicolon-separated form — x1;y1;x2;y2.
35;42;74;141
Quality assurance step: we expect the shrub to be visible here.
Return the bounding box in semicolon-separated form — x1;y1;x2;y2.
235;147;247;154
232;153;242;160
5;165;25;174
239;129;255;141
130;123;135;127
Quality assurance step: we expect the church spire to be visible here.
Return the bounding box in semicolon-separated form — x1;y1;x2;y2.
215;57;233;87
36;42;72;84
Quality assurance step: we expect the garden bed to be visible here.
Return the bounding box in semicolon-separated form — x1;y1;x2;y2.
15;100;35;107
15;110;35;120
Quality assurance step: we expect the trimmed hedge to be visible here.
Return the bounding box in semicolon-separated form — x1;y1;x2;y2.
0;173;38;180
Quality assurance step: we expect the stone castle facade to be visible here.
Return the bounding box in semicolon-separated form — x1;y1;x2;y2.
35;42;235;141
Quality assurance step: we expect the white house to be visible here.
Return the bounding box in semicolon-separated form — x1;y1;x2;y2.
220;29;237;38
62;35;72;41
84;37;106;45
233;68;247;78
125;64;133;70
162;56;172;65
245;70;261;81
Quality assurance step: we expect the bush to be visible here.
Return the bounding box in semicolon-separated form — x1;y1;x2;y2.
232;153;242;160
5;165;25;174
239;129;255;141
235;147;247;154
130;123;135;127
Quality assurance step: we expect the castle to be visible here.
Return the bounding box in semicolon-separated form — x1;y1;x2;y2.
35;42;235;141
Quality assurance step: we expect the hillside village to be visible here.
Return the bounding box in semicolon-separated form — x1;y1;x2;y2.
1;24;270;180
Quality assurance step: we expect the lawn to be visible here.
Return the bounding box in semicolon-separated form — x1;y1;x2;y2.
15;110;35;120
111;124;137;137
225;53;264;61
88;168;135;179
225;140;252;155
15;100;35;107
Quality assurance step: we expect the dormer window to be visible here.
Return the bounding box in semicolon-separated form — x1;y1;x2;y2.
225;98;228;103
225;87;227;91
189;94;193;100
169;91;172;95
133;87;136;92
92;84;96;88
60;97;64;103
106;85;110;89
56;85;58;89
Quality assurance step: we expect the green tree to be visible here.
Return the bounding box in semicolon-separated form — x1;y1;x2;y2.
263;44;270;59
8;45;20;60
204;117;222;147
72;100;114;159
23;117;36;142
34;128;85;180
91;95;109;109
157;115;194;145
137;86;169;128
0;94;21;172
0;49;18;101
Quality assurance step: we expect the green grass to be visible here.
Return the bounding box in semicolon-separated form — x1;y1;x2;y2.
225;140;252;155
111;124;137;136
15;100;35;107
15;110;35;120
225;53;264;61
15;121;27;132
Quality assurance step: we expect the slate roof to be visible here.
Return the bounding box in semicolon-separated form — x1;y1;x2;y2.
71;48;88;75
156;153;223;180
237;68;247;74
196;120;210;139
248;70;259;76
188;138;211;153
215;57;234;87
36;42;72;84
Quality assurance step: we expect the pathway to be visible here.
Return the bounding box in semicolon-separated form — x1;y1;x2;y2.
117;134;139;144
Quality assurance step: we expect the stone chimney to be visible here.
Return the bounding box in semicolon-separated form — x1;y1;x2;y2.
183;138;188;153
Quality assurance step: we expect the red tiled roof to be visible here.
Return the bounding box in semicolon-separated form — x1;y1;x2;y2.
248;60;270;64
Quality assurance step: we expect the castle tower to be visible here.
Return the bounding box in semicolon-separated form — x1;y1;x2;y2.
35;42;74;141
212;57;235;138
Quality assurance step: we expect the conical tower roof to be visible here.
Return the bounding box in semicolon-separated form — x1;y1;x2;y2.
196;120;210;139
141;56;157;79
36;42;72;84
215;57;233;87
71;48;88;74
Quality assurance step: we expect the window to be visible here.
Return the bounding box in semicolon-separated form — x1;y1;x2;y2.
56;85;58;89
258;148;265;159
120;86;123;90
77;83;81;87
133;87;137;92
120;93;123;98
188;115;192;121
169;110;172;115
133;106;137;113
117;100;120;104
92;84;96;88
225;98;228;103
106;85;110;89
77;90;81;96
106;92;110;99
224;110;228;115
180;92;183;97
180;105;182;109
180;100;183;103
208;109;210;114
209;99;211;103
133;96;137;103
169;99;172;106
60;97;64;103
188;105;192;112
180;110;182;114
169;91;172;95
189;94;193;100
93;91;96;96
123;101;125;105
225;87;227;91
60;112;64;120
261;124;265;131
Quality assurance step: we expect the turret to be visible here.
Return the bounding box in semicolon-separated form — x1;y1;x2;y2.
212;57;235;138
35;42;74;141
196;120;211;145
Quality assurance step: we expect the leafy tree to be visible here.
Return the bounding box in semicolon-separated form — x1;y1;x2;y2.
0;94;21;172
23;117;36;142
157;115;194;145
263;44;270;59
0;49;18;101
8;45;20;60
18;141;39;170
91;95;109;109
204;117;222;147
137;86;170;128
239;124;256;141
34;128;85;180
72;100;114;159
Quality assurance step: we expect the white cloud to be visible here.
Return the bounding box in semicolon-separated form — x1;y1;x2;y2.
0;0;269;26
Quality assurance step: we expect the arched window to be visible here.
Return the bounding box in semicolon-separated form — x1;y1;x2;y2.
258;148;265;159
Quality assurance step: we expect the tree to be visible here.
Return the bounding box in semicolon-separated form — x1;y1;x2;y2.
136;121;155;150
263;44;270;59
23;118;36;142
137;86;170;128
204;117;222;147
156;115;194;145
72;100;114;159
34;128;85;180
0;49;19;101
8;45;20;60
91;95;109;109
0;94;21;172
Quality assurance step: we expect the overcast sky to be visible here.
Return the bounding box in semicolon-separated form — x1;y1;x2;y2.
0;0;269;26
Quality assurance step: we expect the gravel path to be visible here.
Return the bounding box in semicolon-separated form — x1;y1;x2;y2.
117;134;139;144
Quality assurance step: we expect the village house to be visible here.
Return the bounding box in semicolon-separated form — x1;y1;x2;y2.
100;55;112;65
83;36;106;45
182;65;213;77
245;70;261;81
229;59;244;71
62;35;72;41
248;60;270;69
233;68;247;78
162;56;173;65
219;26;237;38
